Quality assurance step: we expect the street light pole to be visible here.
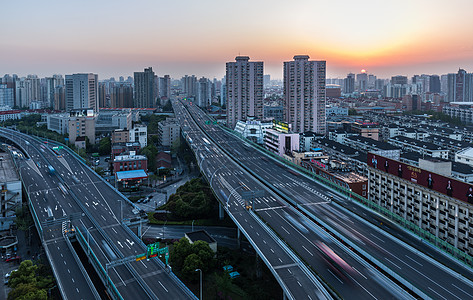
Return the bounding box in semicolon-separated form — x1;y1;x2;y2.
192;220;195;232
195;268;202;300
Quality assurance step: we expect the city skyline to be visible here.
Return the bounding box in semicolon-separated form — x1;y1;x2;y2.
2;1;473;79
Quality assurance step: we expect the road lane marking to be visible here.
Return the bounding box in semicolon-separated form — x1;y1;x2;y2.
158;281;168;292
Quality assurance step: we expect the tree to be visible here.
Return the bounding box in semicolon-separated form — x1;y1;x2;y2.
141;144;158;172
98;137;111;156
7;260;54;300
170;237;193;271
7;283;47;300
348;108;357;115
163;100;173;112
182;254;203;281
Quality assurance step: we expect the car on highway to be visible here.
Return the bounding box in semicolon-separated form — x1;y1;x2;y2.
5;256;20;263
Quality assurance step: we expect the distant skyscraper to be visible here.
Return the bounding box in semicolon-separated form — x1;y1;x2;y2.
0;84;14;108
98;82;107;108
159;75;171;99
197;77;211;107
220;75;226;107
134;67;157;108
343;73;355;94
15;78;27;108
429;75;441;93
111;83;133;108
283;55;326;134
226;56;264;129
356;72;368;91
447;69;473;102
181;75;197;98
375;79;385;91
391;75;408;85
263;74;271;86
65;73;99;112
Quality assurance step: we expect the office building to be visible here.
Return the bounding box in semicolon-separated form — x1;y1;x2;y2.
134;67;157;108
65;73;99;112
226;56;264;129
283;55;326;134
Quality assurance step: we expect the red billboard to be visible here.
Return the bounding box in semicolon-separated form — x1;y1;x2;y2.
367;152;473;204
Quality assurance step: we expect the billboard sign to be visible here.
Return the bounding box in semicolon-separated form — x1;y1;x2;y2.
368;152;473;204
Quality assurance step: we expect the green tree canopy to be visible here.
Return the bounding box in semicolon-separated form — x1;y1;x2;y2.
98;137;111;156
170;237;215;278
7;260;54;300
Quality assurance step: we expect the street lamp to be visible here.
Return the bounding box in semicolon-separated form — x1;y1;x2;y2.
195;268;202;300
192;220;195;232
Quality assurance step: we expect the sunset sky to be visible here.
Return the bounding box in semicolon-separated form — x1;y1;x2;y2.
2;0;473;80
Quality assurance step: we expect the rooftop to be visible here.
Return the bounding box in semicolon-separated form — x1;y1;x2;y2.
185;230;216;244
0;152;19;183
115;169;148;181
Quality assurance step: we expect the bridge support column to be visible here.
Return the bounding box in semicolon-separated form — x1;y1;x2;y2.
255;253;262;279
219;203;225;220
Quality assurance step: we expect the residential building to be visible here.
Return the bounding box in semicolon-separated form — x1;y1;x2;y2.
283;55;326;134
226;56;264;129
65;73;99;112
181;75;197;98
197;77;211;107
388;136;449;159
343;73;355;94
367;153;473;257
159;75;171;99
134;67;157;108
158;118;180;148
111;83;133;108
0;84;14;108
455;148;473;167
